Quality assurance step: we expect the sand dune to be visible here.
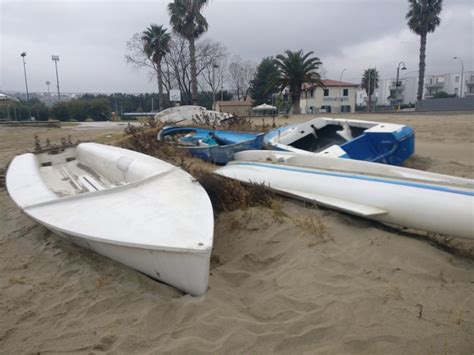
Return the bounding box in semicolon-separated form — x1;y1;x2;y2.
1;114;473;353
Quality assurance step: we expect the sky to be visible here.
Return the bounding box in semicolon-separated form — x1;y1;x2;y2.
1;0;472;93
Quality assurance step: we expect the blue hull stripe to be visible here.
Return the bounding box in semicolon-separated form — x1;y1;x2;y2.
229;162;474;197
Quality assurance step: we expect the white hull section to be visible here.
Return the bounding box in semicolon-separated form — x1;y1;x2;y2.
7;143;214;296
216;151;474;240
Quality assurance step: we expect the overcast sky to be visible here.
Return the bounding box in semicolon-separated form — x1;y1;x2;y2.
1;0;472;93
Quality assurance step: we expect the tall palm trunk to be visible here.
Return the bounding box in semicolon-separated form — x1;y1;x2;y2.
291;93;301;114
188;36;198;105
417;32;427;102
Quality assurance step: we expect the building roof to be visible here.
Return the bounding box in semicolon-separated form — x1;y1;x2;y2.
302;79;359;90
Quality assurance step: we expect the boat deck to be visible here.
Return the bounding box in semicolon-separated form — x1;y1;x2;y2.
40;159;118;197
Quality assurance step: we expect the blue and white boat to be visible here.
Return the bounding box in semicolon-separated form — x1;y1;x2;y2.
264;118;414;165
157;126;264;164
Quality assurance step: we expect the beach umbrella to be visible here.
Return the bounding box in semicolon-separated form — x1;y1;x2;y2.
252;103;277;111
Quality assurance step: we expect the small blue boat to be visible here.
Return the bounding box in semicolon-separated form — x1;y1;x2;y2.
157;126;264;164
264;118;414;166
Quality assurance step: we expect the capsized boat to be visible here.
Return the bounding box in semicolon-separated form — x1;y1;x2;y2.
6;143;214;296
157;126;264;164
215;150;474;239
264;117;414;165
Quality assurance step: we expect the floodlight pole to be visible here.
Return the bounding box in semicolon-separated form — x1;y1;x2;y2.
52;55;61;102
20;52;31;119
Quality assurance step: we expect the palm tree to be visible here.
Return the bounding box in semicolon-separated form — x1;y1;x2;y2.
168;0;208;105
142;24;171;111
406;0;442;101
361;68;379;111
273;50;323;114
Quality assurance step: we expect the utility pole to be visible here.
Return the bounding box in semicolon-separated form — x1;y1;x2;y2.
20;52;31;119
51;55;61;102
367;69;371;113
339;68;347;113
212;63;219;110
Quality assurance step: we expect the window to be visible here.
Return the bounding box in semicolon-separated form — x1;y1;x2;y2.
341;105;351;112
310;89;314;97
455;88;459;95
343;89;349;96
455;76;460;83
320;105;331;113
324;89;329;96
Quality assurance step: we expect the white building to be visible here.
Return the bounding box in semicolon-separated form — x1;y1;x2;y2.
300;79;358;113
425;71;474;98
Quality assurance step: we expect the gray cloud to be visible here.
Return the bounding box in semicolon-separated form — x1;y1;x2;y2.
1;0;472;93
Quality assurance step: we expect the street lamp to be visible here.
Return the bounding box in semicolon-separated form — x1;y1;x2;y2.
339;68;347;113
45;81;51;106
51;55;61;102
453;56;464;97
395;61;407;109
20;52;31;119
212;63;219;110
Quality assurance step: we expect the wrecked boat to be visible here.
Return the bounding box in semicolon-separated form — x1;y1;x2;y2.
264;118;414;165
216;150;474;239
6;143;214;296
157;126;264;164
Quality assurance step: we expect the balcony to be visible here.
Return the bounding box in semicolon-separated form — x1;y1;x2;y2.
390;82;405;91
425;82;444;88
465;79;474;86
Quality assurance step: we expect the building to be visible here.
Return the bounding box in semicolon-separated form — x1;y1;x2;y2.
425;71;474;98
379;77;418;106
300;79;358;113
214;100;252;116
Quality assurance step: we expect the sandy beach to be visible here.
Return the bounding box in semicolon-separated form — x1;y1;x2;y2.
1;113;473;354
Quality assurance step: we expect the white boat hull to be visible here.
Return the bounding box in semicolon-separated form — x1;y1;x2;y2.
7;143;214;296
216;151;474;239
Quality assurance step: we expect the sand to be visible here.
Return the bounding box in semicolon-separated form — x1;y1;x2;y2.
1;114;473;354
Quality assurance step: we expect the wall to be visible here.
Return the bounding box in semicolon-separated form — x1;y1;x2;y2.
416;97;474;111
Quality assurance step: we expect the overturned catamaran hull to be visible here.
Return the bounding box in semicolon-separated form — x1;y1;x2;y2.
6;143;214;295
216;151;474;239
264;118;414;165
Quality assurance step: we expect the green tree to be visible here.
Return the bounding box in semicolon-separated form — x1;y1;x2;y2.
406;0;443;101
249;57;280;106
361;68;379;111
142;24;171;111
273;50;323;114
432;91;454;99
168;0;208;105
51;102;70;121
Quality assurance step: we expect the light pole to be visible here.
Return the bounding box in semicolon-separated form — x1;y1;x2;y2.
51;55;61;102
395;61;407;109
339;68;347;113
45;81;51;106
20;52;32;119
212;63;219;110
453;56;464;97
